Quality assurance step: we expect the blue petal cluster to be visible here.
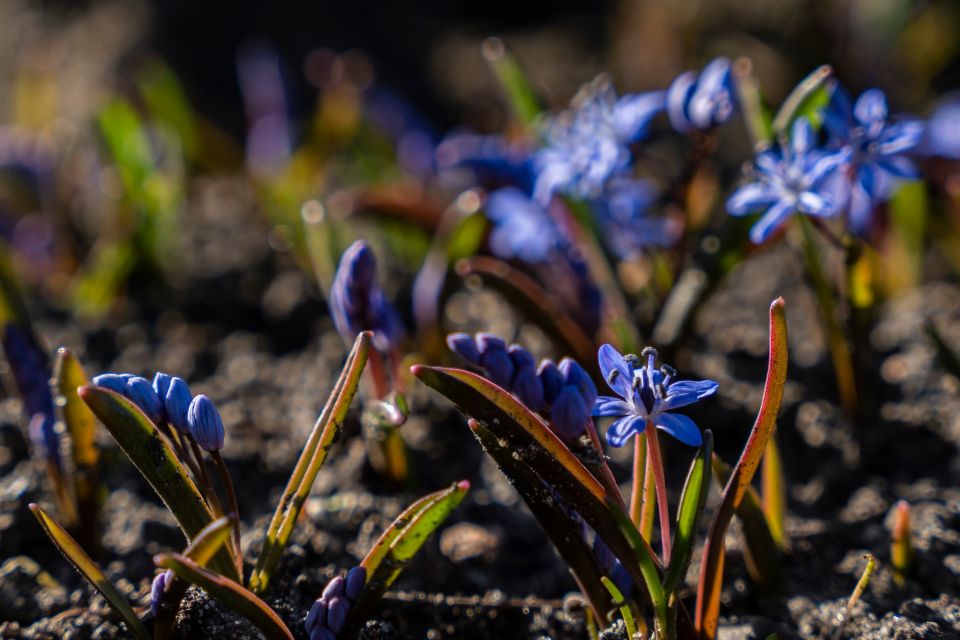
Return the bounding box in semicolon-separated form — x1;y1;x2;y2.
330;240;402;352
727;117;850;243
93;371;199;441
446;333;597;440
592;344;717;448
305;567;366;640
187;395;225;452
667;57;737;134
533;81;665;204
823;85;925;232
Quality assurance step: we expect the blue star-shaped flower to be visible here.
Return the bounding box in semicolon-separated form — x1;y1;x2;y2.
823;85;925;233
592;344;718;448
484;187;562;263
727;117;850;243
667;57;737;134
533;79;665;204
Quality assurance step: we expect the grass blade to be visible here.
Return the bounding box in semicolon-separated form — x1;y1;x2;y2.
155;553;294;640
770;65;832;134
341;481;469;637
78;386;238;581
249;332;371;593
695;298;788;639
482;37;540;125
29;503;150;640
664;430;713;601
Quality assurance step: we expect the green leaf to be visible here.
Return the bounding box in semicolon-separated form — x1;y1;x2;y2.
664;430;713;601
770;65;833;134
301;199;339;301
469;419;612;617
249;332;370;593
155;553;294;640
696;298;788;640
53;348;99;468
29;503;150;640
341;481;469;638
78;386;238;581
482;37;540;125
454;257;597;371
731;57;773;148
412;365;663;609
761;436;787;548
711;454;779;589
600;576;640;640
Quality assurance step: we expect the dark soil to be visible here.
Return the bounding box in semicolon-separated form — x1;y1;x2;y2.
0;179;959;640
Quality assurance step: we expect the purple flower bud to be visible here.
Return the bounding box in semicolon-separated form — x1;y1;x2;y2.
559;358;597;408
344;566;366;601
126;377;164;424
537;359;564;405
187;395;224;451
446;333;481;365
330;240;402;352
93;373;128;395
164;377;193;435
325;595;349;634
152;373;172;416
150;570;172;617
477;334;513;388
321;575;345;601
507;344;536;370
304;598;327;633
28;413;58;467
310;627;336;640
550;386;588;440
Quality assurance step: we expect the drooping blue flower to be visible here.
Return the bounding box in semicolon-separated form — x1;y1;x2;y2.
727;117;850;243
187;395;225;452
329;240;402;352
305;567;367;640
484;188;562;263
823;85;925;232
165;377;193;435
92;373;133;395
533;80;665;204
667;57;737;134
593;344;717;448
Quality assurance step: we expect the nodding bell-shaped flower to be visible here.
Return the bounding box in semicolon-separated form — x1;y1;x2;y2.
593;344;718;448
305;567;367;640
187;395;225;452
165;377;193;435
668;57;736;134
126;376;164;424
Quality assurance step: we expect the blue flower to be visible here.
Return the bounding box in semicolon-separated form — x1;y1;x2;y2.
165;377;193;435
305;567;366;640
727;117;850;243
484;188;562;263
150;570;173;617
594;177;678;258
329;240;403;352
435;132;537;193
187;395;225;452
125;376;164;425
668;57;736;134
823;85;925;232
593;344;717;447
533;79;665;204
920;95;960;159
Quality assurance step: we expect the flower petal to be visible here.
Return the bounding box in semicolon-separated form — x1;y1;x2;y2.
666;379;719;400
606;414;646;448
654;412;702;447
807;148;851;186
877;120;924;155
614;91;666;142
667;71;698;134
726;182;782;216
877;155;921;179
598;343;633;398
749;199;795;244
797;191;835;217
592;396;631;417
790;117;814;156
854;89;888;134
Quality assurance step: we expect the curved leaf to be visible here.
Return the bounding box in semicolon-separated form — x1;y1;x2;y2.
696;298;788;639
664;430;713;601
771;65;832;134
249;331;370;594
30;504;149;640
78;386;238;581
341;481;469;637
155;553;294;640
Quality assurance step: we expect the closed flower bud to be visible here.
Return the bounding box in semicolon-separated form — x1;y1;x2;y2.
126;377;164;424
344;566;366;601
321;575;345;600
325;596;349;634
330;240;402;352
152;373;173;418
165;377;193;435
187;395;225;451
446;332;481;365
559;358;597;408
150;570;172;617
509;346;544;412
304;599;327;633
309;627;336;640
93;373;129;395
550;386;588;440
537;359;564;405
476;334;513;388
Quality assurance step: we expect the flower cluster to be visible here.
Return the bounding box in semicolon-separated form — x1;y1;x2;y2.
593;344;718;448
92;372;224;451
667;57;737;134
330;240;402;353
305;567;366;640
446;333;597;440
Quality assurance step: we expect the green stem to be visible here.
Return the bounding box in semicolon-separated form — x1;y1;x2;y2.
796;215;858;420
212;451;244;580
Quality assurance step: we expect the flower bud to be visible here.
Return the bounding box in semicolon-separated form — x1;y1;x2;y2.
477;334;513;388
165;377;193;435
152;373;172;419
126;376;164;424
304;598;327;633
550;386;588;440
325;595;349;634
321;575;345;600
559;358;597;408
150;570;172;617
344;566;366;601
446;333;481;365
187;395;225;451
93;373;129;395
537;359;564;405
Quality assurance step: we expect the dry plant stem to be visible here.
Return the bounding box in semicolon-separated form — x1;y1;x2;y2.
645;426;672;565
585;418;626;510
212;450;244;579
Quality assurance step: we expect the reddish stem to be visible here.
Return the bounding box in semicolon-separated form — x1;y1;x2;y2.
630;433;646;526
645;425;672;564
